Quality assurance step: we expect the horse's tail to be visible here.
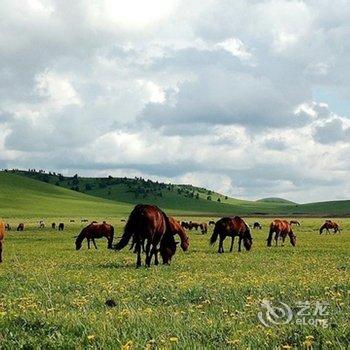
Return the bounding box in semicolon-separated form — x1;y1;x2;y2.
267;222;274;246
114;217;134;251
210;223;220;245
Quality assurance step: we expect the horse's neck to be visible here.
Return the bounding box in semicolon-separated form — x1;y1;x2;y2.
77;230;87;243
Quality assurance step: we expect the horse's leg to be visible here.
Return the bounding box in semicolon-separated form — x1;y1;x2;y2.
267;230;274;247
149;245;158;266
145;241;152;267
0;241;2;262
136;240;142;268
238;236;242;252
282;234;286;246
230;236;234;252
92;238;97;249
275;233;278;246
87;239;90;249
218;236;224;253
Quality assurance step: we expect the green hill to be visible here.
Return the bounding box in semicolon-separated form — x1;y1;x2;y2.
257;197;296;204
2;170;350;217
0;172;131;218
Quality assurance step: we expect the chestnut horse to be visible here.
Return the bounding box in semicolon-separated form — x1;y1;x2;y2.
115;204;189;267
200;222;208;234
267;219;296;247
319;220;340;234
75;222;114;250
0;221;5;263
210;216;253;253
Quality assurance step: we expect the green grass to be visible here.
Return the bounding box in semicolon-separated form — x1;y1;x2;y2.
5;170;350;216
0;217;349;349
0;172;132;219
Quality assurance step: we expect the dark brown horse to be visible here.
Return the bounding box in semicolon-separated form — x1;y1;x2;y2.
253;222;262;229
58;223;64;231
75;222;114;250
51;222;56;229
290;220;300;226
115;204;188;267
319;220;340;234
267;220;296;247
0;221;5;263
17;223;24;231
210;216;253;253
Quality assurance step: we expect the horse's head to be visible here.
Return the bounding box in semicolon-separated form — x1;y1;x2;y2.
75;231;84;250
75;238;82;250
160;235;178;265
243;225;253;251
181;235;189;251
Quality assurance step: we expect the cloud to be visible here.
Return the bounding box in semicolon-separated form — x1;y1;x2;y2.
1;0;350;202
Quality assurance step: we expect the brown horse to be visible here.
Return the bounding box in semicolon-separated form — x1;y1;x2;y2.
115;204;188;267
17;223;24;231
200;222;208;234
210;216;253;253
58;223;64;231
0;221;5;263
188;222;200;231
209;220;216;225
75;222;114;250
290;220;300;226
267;220;296;247
319;220;340;234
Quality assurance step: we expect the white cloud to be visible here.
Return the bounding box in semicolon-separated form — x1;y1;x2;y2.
1;0;350;202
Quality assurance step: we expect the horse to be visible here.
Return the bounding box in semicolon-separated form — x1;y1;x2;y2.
210;216;253;253
181;221;190;229
38;220;45;229
253;222;262;229
51;223;56;229
114;204;188;267
0;221;5;263
75;222;114;250
290;220;300;226
58;223;64;231
69;219;75;223
200;222;208;234
267;220;296;247
17;223;24;231
5;223;11;231
319;220;340;234
209;220;216;225
81;219;88;223
188;222;200;231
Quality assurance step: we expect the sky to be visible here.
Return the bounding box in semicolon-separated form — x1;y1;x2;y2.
1;0;350;203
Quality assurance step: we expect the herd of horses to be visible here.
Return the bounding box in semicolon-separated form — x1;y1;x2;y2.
0;207;342;266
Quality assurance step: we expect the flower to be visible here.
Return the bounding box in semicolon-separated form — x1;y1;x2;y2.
87;335;95;341
122;340;133;350
169;337;178;342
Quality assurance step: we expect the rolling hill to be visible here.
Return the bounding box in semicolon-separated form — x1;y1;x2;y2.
1;170;350;217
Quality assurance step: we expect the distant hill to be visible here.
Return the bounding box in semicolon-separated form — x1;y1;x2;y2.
257;197;296;204
2;169;350;217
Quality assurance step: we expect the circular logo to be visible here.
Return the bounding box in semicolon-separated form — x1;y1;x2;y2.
258;300;293;327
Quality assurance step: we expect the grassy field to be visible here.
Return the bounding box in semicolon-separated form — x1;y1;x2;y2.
3;171;350;217
0;217;349;349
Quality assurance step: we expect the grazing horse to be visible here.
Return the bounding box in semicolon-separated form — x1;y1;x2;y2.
51;223;56;229
319;220;340;234
210;216;253;253
75;222;114;250
17;223;24;231
181;221;190;229
188;222;200;231
0;221;5;263
200;222;208;234
267;220;296;247
5;223;11;231
290;220;300;226
209;220;216;225
253;222;262;230
115;204;187;267
58;223;64;231
38;220;45;229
